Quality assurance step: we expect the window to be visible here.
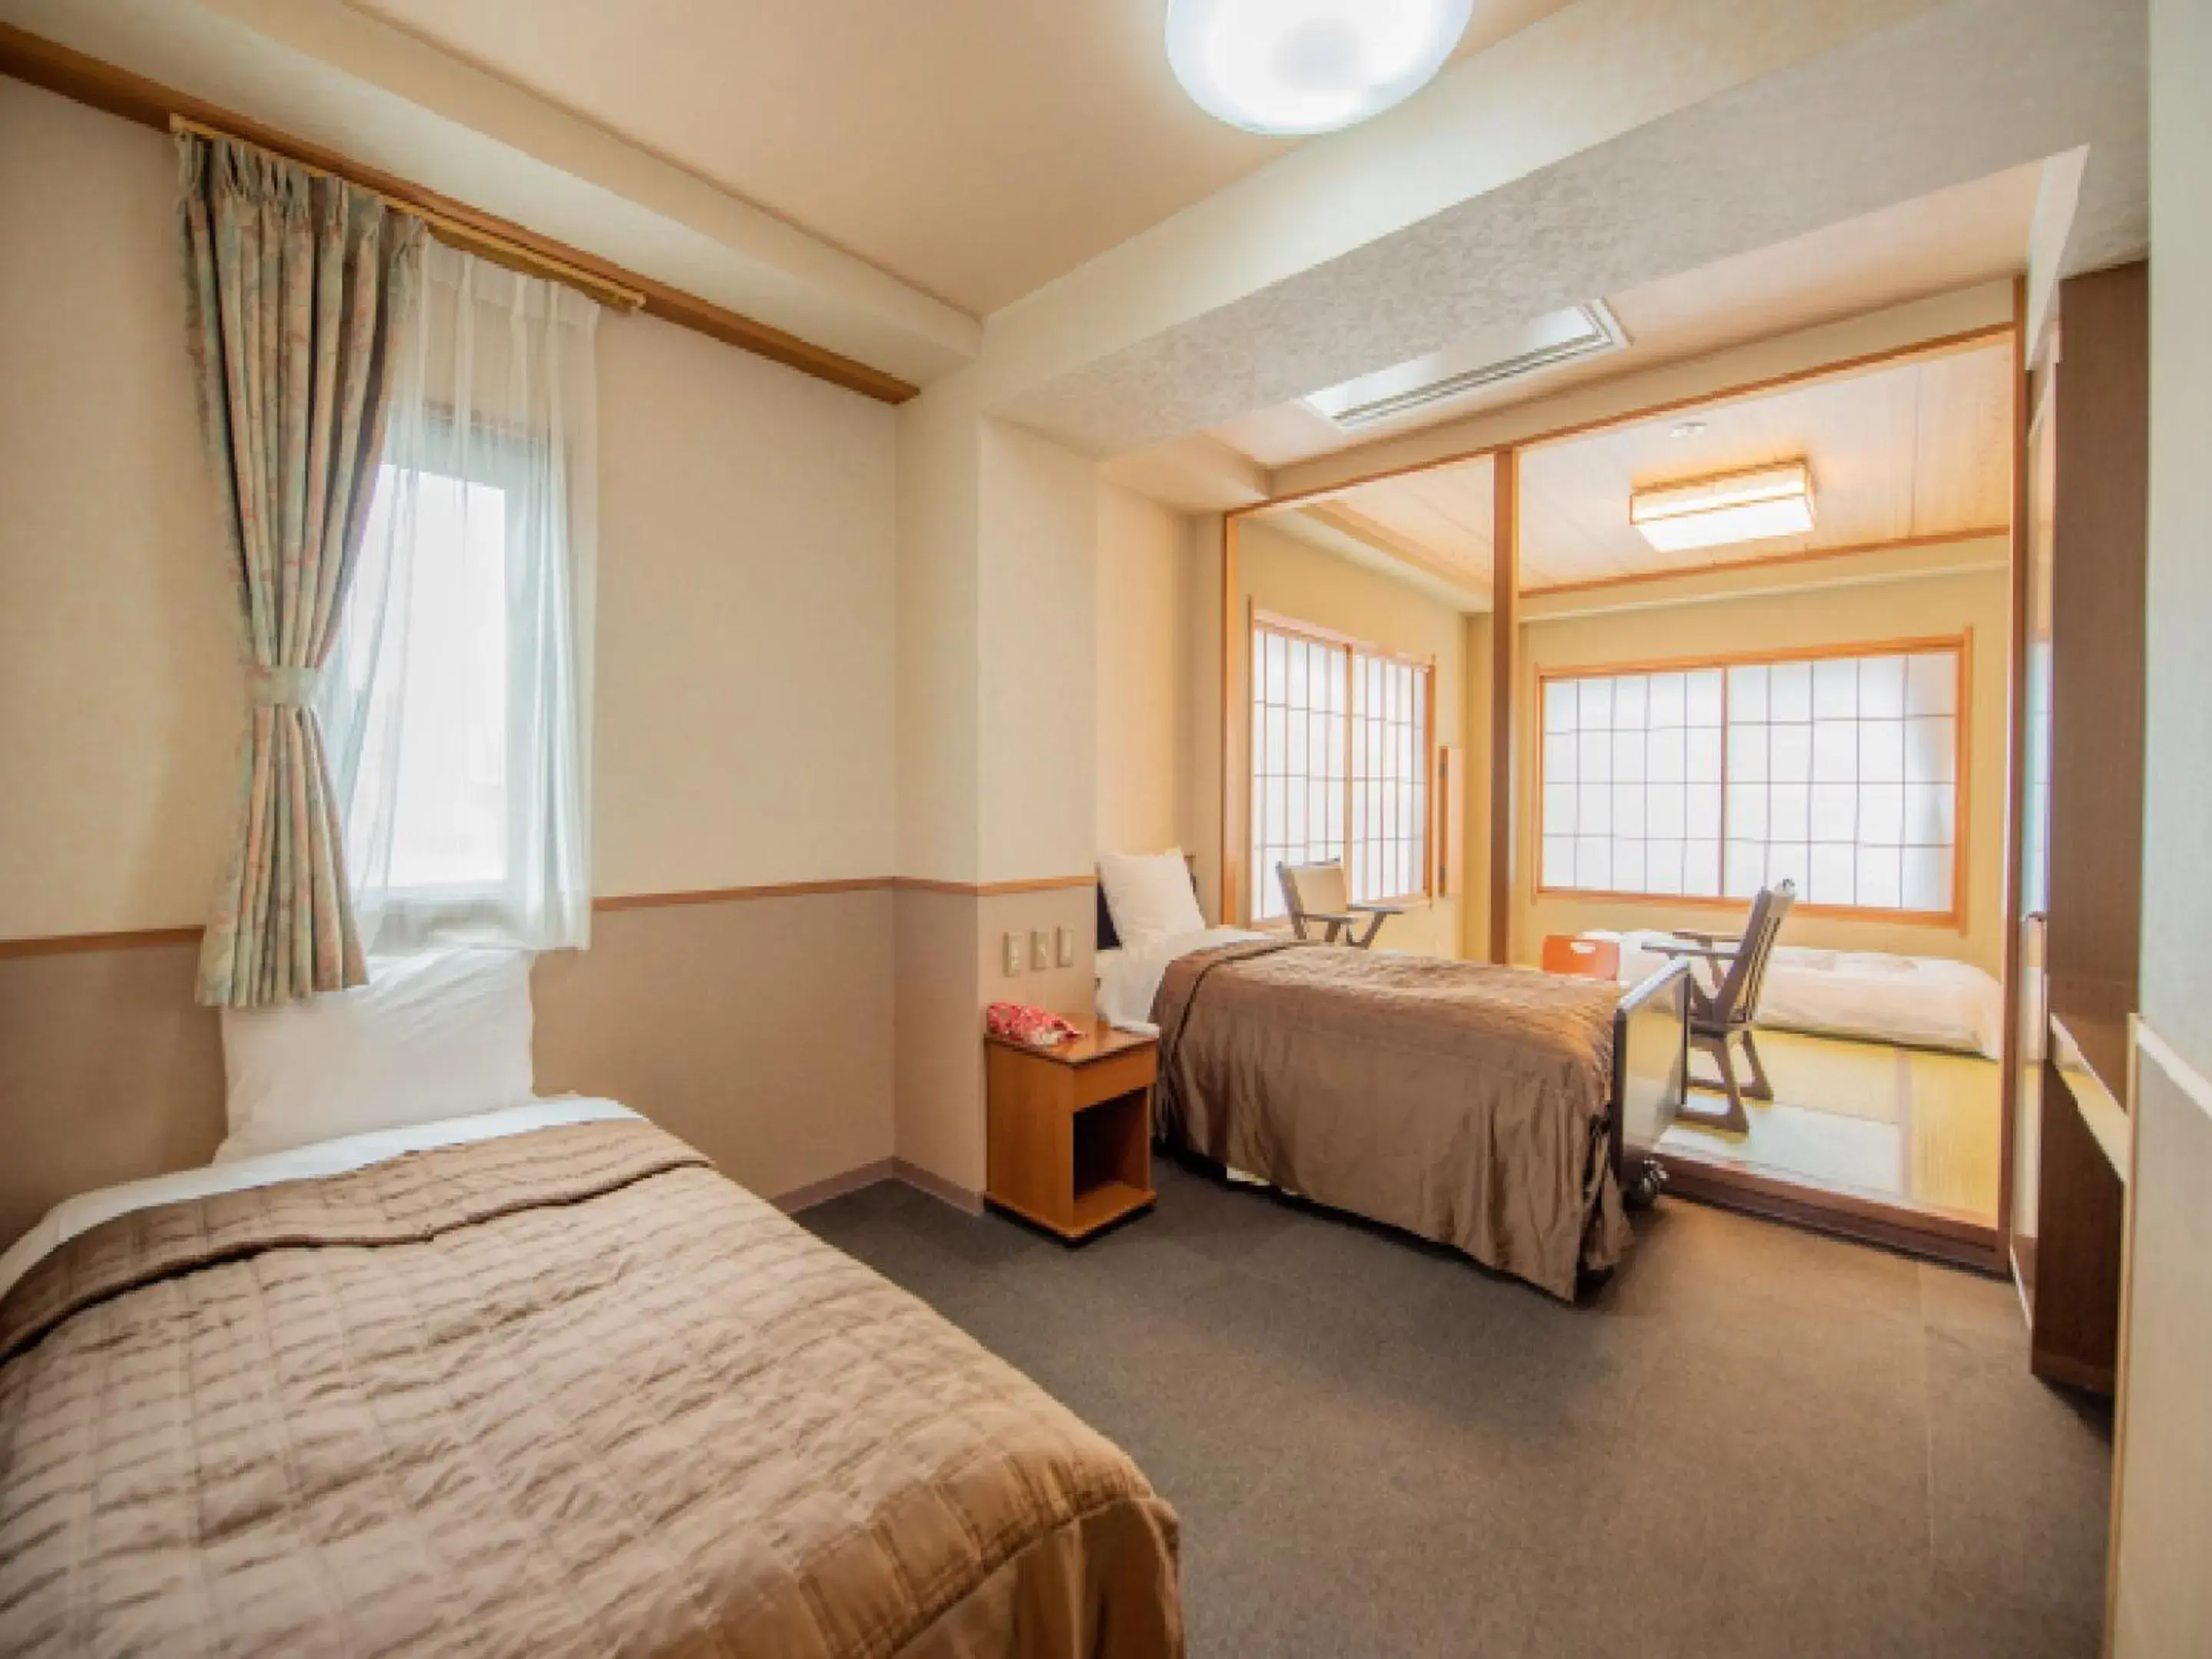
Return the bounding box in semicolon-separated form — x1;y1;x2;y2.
316;240;598;955
327;455;521;899
1250;617;1432;921
1538;643;1963;916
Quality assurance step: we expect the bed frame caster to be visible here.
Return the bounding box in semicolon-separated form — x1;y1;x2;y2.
1625;1157;1668;1210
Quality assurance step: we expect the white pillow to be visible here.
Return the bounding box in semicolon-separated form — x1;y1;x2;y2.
217;948;538;1161
1097;849;1205;952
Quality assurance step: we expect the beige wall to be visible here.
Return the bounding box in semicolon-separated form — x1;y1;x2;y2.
2112;1;2212;1649
889;389;1113;1194
892;882;1100;1200
978;419;1098;882
1179;514;1230;922
0;81;240;940
1095;483;1191;855
893;386;984;883
1515;555;2012;974
594;304;896;894
0;81;905;1233
0;80;901;934
1233;517;1471;959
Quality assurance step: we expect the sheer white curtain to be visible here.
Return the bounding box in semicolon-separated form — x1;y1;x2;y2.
319;240;598;956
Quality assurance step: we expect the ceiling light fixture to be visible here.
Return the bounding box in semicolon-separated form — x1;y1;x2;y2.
1630;462;1816;553
1166;0;1475;136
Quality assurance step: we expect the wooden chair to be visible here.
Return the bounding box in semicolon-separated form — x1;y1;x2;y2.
1277;860;1401;948
1647;881;1796;1133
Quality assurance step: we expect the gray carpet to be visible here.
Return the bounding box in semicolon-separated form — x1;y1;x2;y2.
800;1161;2111;1659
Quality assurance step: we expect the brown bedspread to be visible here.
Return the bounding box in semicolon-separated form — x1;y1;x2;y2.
1153;941;1629;1300
0;1121;1181;1657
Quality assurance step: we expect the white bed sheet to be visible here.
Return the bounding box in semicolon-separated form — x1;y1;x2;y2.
1095;926;1270;1035
1591;929;2004;1058
0;1097;638;1304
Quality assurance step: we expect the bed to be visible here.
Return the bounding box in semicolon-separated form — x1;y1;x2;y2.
1585;928;2005;1058
1094;869;1690;1303
0;1099;1184;1657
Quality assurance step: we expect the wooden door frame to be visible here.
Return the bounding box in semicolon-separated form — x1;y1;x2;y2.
1213;308;2027;1270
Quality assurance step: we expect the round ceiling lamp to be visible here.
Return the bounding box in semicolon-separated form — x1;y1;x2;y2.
1166;0;1475;137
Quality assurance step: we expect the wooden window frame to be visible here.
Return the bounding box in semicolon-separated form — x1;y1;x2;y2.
1532;631;1972;928
1250;607;1438;921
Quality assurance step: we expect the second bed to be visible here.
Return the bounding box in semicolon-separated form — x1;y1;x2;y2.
1096;895;1688;1302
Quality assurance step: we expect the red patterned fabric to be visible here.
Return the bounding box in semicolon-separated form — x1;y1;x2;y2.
987;1002;1083;1048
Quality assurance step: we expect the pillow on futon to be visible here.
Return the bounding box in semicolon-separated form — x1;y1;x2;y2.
217;948;538;1161
1097;849;1205;952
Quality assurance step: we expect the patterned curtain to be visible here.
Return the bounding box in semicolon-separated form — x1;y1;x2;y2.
177;134;426;1008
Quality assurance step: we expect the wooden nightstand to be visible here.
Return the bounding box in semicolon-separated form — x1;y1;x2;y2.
984;1021;1157;1241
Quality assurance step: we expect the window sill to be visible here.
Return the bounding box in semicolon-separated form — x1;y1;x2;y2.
1532;886;1962;929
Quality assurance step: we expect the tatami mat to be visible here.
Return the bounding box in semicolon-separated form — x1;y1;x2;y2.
1663;1100;1905;1195
1663;1028;2002;1223
1734;1028;1906;1122
1909;1047;2007;1219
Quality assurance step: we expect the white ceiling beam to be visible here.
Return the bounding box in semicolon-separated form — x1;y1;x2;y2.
985;0;2142;459
1270;283;2015;502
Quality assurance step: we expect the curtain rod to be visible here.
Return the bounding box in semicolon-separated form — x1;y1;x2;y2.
170;114;646;313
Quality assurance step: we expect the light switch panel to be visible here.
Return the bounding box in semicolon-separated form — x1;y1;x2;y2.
1002;932;1024;976
1055;925;1075;967
1030;929;1051;971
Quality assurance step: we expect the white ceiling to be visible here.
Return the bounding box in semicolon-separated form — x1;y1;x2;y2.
1270;336;2014;605
340;0;1575;317
1210;163;2043;470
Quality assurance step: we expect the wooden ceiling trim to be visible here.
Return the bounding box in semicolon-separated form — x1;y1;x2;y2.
1301;502;1493;598
0;22;919;405
1519;523;2011;598
1242;320;2015;518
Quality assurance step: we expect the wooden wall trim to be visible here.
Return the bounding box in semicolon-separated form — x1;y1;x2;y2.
0;876;1123;955
889;876;1096;896
1250;323;2015;516
0;926;206;959
0;21;919;405
1489;445;1518;963
1998;274;2031;1245
1657;1155;2006;1273
1528;630;1971;680
1522;526;2012;601
892;1156;986;1215
594;879;894;911
1220;515;1243;925
773;1158;896;1215
1526;630;1974;932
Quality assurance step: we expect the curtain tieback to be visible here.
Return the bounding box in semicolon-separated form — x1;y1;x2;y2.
246;664;323;707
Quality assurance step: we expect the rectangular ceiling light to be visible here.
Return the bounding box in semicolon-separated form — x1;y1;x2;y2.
1630;462;1815;553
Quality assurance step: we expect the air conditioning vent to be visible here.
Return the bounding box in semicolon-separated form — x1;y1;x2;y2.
1304;302;1628;431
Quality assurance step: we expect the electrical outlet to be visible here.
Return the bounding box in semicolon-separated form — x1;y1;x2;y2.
1030;929;1051;970
1055;925;1075;967
1002;932;1024;976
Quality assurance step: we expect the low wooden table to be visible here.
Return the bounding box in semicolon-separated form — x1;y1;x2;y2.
985;1020;1157;1241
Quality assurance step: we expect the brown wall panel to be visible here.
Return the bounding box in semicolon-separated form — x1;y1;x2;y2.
534;892;895;1202
0;940;225;1246
0;892;901;1249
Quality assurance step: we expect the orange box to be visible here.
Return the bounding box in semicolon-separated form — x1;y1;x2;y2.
1542;934;1621;980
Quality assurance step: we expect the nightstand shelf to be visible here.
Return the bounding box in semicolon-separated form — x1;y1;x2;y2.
985;1022;1157;1241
